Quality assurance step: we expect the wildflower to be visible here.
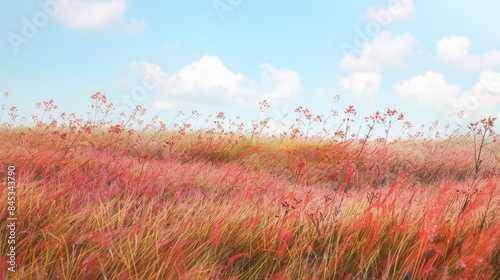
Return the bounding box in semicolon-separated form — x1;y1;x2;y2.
109;124;124;134
345;105;356;115
42;99;58;111
91;92;107;103
333;94;341;102
386;108;397;116
216;112;225;120
481;116;497;128
135;105;147;115
258;99;270;110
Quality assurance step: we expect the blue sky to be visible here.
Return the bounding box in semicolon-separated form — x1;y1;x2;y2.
2;0;500;135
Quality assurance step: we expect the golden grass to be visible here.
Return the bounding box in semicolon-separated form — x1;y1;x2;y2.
0;95;498;279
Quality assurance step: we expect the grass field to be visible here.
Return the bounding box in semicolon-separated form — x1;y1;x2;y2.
1;93;499;279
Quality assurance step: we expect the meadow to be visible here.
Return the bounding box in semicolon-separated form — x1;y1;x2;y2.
0;92;499;279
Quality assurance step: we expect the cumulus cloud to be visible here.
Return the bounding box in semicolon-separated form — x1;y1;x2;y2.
338;72;383;97
57;0;128;29
436;35;500;70
130;56;302;110
340;31;418;71
365;0;415;24
395;71;460;110
338;31;417;97
452;70;500;118
395;71;500;120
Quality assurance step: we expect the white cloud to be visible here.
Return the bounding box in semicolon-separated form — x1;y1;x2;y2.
338;72;383;97
57;0;127;29
395;71;460;110
122;18;147;33
259;63;302;105
436;35;500;70
340;31;418;71
453;70;500;118
395;70;500;121
365;0;415;24
130;56;302;110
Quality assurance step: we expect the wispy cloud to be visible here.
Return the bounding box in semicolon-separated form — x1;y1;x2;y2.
340;31;418;72
338;72;383;97
56;0;127;29
365;0;415;24
338;31;417;97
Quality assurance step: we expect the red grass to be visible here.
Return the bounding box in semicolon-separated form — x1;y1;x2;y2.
0;93;499;279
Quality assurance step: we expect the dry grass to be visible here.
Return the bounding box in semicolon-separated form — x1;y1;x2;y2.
0;93;499;279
